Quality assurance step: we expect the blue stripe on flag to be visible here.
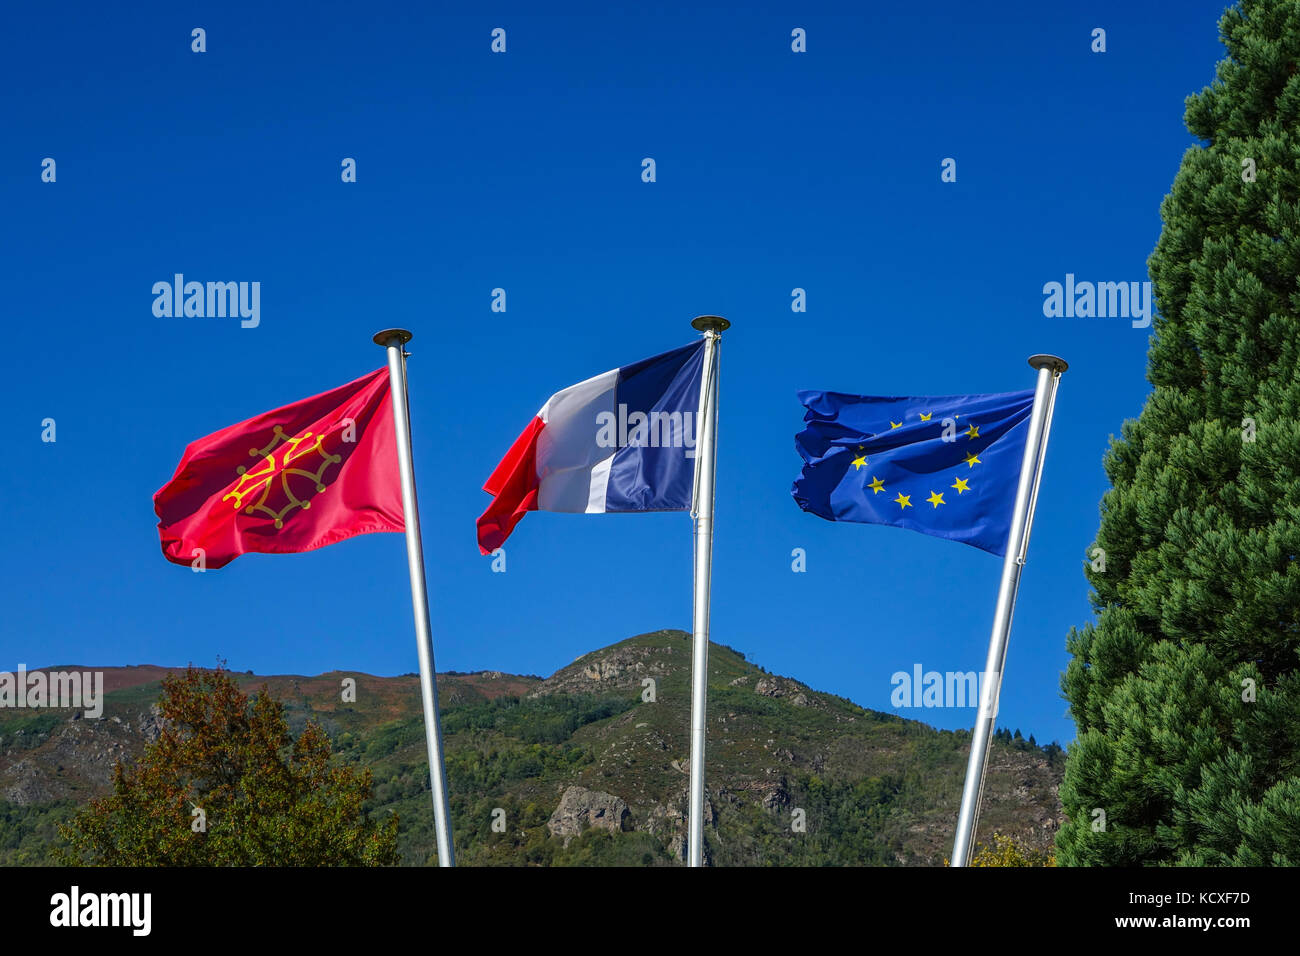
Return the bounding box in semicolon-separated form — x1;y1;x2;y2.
604;341;706;512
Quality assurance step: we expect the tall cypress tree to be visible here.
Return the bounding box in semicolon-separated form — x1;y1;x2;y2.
1058;0;1300;866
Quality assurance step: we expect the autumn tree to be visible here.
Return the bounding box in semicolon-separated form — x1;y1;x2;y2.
59;665;398;865
967;832;1055;867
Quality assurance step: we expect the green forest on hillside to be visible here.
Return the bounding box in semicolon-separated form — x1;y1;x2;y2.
0;633;1064;867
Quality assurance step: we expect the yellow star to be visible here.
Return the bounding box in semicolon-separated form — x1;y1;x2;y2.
890;421;902;429
894;492;911;509
868;476;885;494
926;491;945;508
963;453;980;468
951;476;970;494
919;412;932;421
851;454;868;470
965;424;980;439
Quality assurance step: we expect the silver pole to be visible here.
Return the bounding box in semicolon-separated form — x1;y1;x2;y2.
687;314;728;868
373;328;456;867
949;353;1066;867
961;361;1064;860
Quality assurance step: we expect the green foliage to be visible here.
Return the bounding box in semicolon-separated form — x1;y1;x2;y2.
360;719;425;761
0;712;63;751
1059;0;1300;866
0;800;76;865
441;693;634;745
993;726;1065;764
57;666;398;865
551;829;671;867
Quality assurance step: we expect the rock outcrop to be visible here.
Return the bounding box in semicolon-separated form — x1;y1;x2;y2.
547;786;630;844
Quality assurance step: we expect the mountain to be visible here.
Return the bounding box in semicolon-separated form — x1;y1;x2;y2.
0;630;1064;865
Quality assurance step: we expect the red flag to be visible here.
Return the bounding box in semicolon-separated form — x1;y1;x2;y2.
154;368;403;569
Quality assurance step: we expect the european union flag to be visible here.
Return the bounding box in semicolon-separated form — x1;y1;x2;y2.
791;389;1035;556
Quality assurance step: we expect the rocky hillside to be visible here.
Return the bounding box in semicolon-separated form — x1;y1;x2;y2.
0;631;1064;865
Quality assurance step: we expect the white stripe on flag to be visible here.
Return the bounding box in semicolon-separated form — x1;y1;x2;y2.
585;457;612;513
537;367;619;513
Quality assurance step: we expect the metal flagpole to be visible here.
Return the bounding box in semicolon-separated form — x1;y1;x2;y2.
949;353;1066;868
687;314;728;868
373;329;456;867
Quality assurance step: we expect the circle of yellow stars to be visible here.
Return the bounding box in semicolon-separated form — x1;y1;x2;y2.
848;411;981;509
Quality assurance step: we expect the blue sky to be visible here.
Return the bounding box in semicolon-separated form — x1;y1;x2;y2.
1;0;1231;746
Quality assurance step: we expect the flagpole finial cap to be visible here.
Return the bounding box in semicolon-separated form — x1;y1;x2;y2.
1028;354;1068;373
691;315;730;333
373;329;413;347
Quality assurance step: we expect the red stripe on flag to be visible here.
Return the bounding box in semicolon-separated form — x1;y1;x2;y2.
476;416;545;554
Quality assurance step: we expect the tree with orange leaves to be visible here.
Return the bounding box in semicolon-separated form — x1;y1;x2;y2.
58;665;397;866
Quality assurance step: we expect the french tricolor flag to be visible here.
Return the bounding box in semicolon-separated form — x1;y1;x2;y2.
477;340;707;553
